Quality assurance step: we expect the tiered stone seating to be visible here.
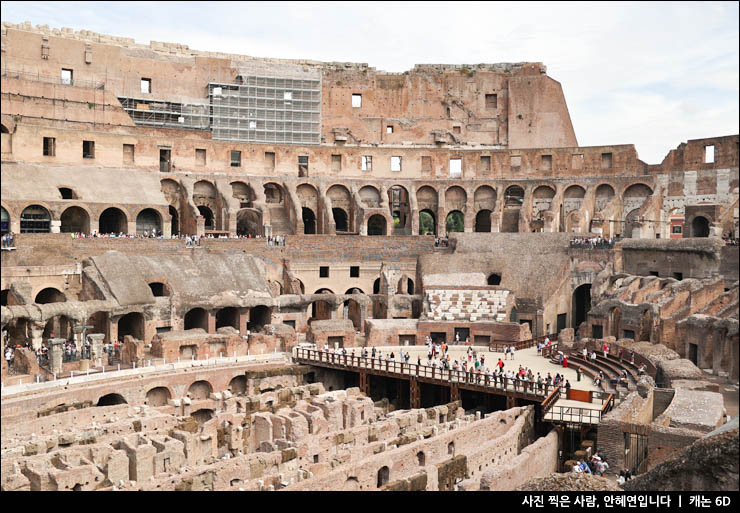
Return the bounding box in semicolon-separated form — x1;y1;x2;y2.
423;289;510;322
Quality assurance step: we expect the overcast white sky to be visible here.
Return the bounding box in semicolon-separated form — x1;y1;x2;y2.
2;1;738;163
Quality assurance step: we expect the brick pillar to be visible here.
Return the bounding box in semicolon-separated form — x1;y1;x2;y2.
207;311;216;334
409;378;420;408
49;338;66;374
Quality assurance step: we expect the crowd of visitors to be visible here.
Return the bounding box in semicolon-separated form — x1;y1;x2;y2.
572;451;611;477
1;232;16;249
569;236;616;249
723;235;738;246
433;235;450;247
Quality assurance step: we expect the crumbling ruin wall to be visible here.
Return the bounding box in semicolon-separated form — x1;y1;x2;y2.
478;429;558;491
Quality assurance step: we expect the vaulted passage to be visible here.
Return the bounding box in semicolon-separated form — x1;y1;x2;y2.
367;215;386;236
419;209;436;235
216;307;239;330
118;312;145;342
136;208;161;235
302;207;317;234
60;206;90;234
99;207;127;234
333;208;348;232
184;308;208;331
691;216;710;238
20;205;51;233
572;283;592;331
475;210;492;232
446;210;464;233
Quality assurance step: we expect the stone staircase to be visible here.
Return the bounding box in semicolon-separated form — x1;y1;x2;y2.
422;289;510;322
268;206;294;235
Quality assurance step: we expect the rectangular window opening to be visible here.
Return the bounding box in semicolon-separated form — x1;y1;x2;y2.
123;143;135;164
452;126;461;134
572;154;584;170
601;152;613;169
479;155;491;173
350;266;360;278
320;266;329;278
159;149;171;172
361;155;373;172
673;272;683;281
421;156;432;173
43;137;56;156
386;126;394;134
196;149;206;166
231;150;241;167
450;158;462;178
283;91;292;100
141;78;151;94
61;68;73;85
649;271;659;277
390;156;402;172
331;154;342;172
672;225;683;234
485;94;498;109
82;140;95;159
510;155;521;170
541;154;552;171
352;94;362;108
298;155;309;177
705;145;715;164
265;152;275;169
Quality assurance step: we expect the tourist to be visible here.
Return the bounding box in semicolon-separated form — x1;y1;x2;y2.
504;345;510;360
618;348;623;361
565;379;571;391
630;350;635;365
562;355;568;368
510;346;515;360
602;342;609;358
617;470;626;485
576;366;581;382
582;347;588;359
371;347;376;358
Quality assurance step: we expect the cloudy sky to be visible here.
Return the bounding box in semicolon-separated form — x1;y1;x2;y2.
2;1;738;163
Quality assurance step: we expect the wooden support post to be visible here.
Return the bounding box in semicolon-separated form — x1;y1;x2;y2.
449;384;459;403
360;371;370;396
409;378;420;409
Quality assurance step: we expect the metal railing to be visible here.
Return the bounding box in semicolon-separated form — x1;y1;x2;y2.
294;348;558;400
544;405;604;424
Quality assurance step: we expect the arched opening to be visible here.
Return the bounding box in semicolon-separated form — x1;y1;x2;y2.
343;477;360;491
367;214;386;236
145;387;171;407
609;307;622;338
691;216;710;238
229;375;247;396
487;273;502;286
419;209;436;235
448;442;455;456
373;278;381;294
187;380;213;400
191;408;215;425
237;209;262;237
248;305;271;332
42;315;74;341
377;466;390;488
343;298;362;330
359;186;381;208
118;312;145;342
302;207;316;234
310;291;334;321
60;206;90;234
148;282;169;297
572;284;592;331
96;393;127;406
1;289;9;306
446;210;464;233
332;208;349;232
502;186;524;233
624;209;641;238
388;186;409;231
197;206;214;231
184;308;208;331
1;207;9;235
58;187;77;200
98;207;127;234
417;451;426;466
136;208;162;236
20;205;51;233
475;210;492;232
407;278;414;295
231;181;254;208
595;184;615;211
216;307;239;330
35;287;66;304
264;183;284;204
85;311;108;341
639;308;652;342
169;206;179;236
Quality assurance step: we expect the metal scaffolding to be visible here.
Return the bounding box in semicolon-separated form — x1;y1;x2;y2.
118;97;210;130
208;75;321;145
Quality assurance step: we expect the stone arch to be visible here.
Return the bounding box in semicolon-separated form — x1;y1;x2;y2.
475;210;492;232
136;208;162;235
302;207;317;234
237;208;262;237
98;207;128;234
197;205;215;231
229;375;247;395
145;386;172;407
488;273;502;286
504;185;525;206
417;451;426;466
473;185;496;211
96;393;127;406
367;214;387;236
296;183;319;210
388;185;410;230
20;204;51;233
264;182;284;204
446;210;464;233
343;298;362;330
42;315;74;340
623;183;653;218
572;283;592;331
343;477;361;491
690;216;710;238
416;185;438;211
566;210;583;233
216;307;239;330
377;466;390;488
231;181;255;208
1;206;10;235
397;276;414;295
419;209;436;235
564;184;586;198
624;208;641;238
118;312;145;342
310;292;334;321
35;287;66;304
595;183;616;211
1;289;9;306
187;380;213;400
184;308;208;331
248;305;271;332
445;185;467;211
60;206;91;234
169;205;179;236
192;409;215;425
502;185;524;233
609;306;622;338
373;278;381;294
85;311;108;340
359;185;381;208
332;208;349;232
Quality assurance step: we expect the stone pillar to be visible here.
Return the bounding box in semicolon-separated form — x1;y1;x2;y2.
49;338;66;374
207;312;216;334
50;219;61;234
88;333;105;367
30;323;45;350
